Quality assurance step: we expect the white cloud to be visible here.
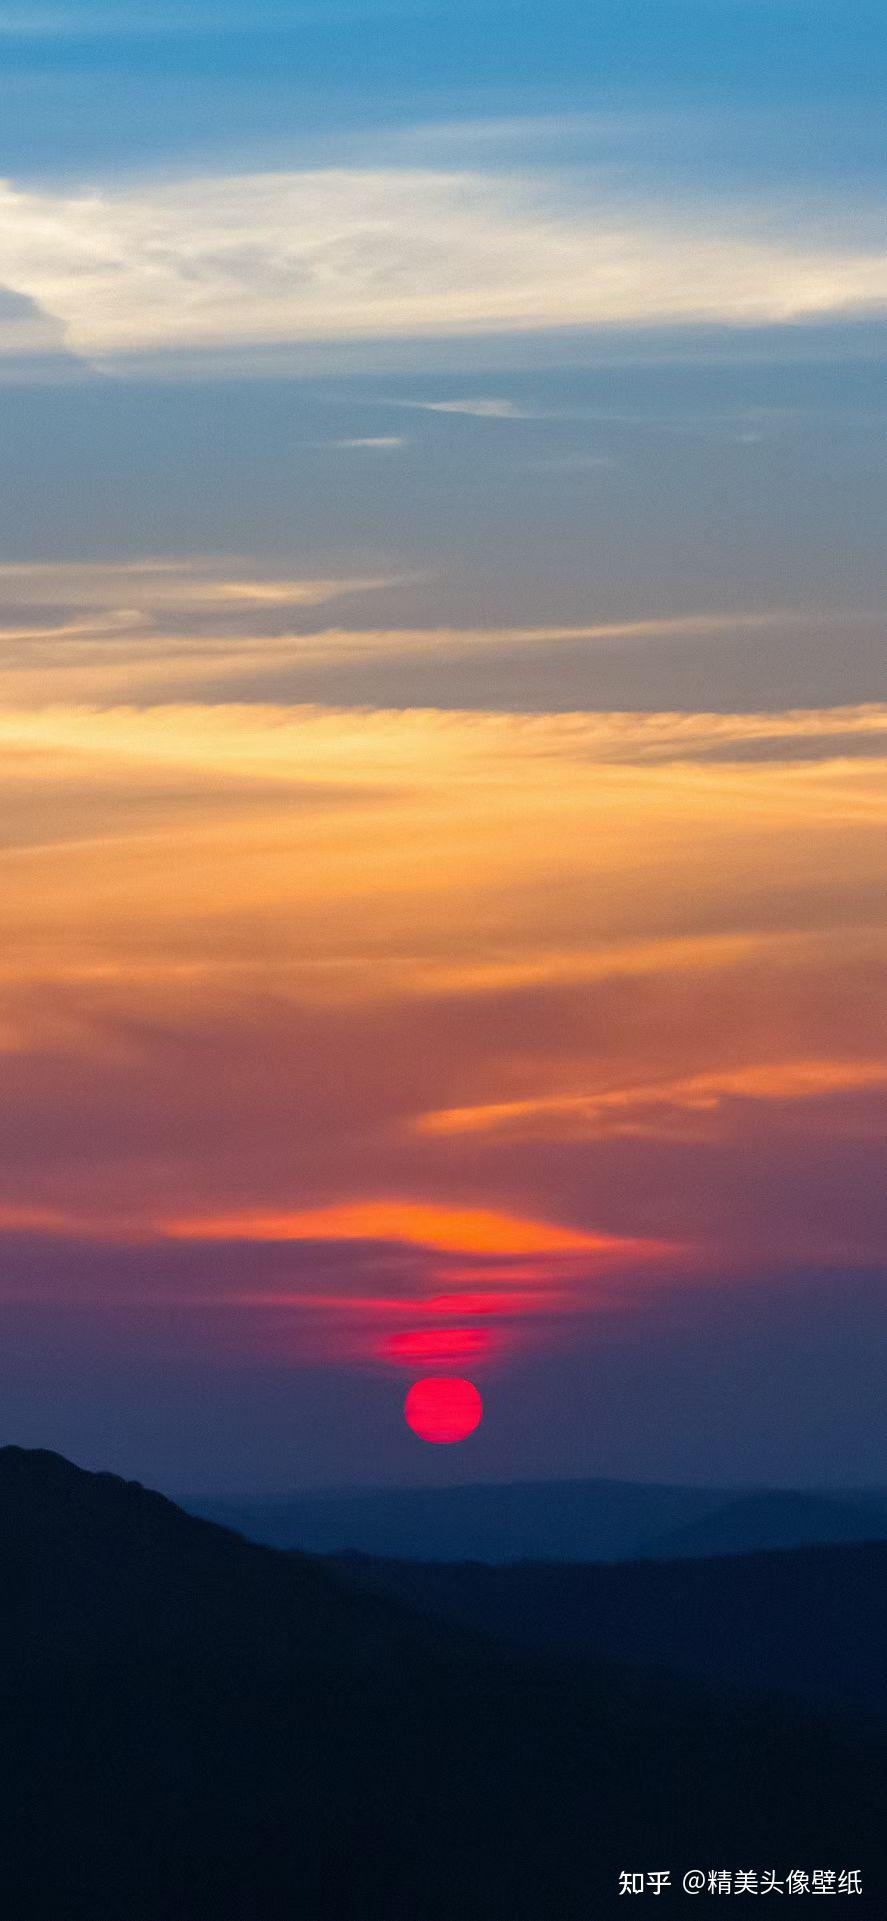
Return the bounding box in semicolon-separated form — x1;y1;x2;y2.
397;397;528;418
0;168;885;367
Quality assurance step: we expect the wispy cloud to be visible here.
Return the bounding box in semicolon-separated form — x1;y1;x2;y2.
528;451;615;473
0;692;884;790
395;398;530;418
418;1060;887;1144
0;590;810;705
0;168;885;369
0;556;404;633
0;7;216;31
163;1199;634;1259
327;435;406;448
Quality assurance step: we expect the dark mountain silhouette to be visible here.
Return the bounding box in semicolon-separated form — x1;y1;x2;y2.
194;1474;887;1563
0;1444;457;1669
342;1538;887;1718
641;1488;887;1560
2;1447;886;1918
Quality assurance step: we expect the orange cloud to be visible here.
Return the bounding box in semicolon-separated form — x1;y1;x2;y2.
163;1199;650;1259
417;1059;887;1141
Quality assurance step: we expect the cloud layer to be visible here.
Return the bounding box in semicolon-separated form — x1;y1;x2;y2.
1;168;886;366
0;648;884;1377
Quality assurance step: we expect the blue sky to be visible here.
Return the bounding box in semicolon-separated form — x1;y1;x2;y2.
4;2;887;223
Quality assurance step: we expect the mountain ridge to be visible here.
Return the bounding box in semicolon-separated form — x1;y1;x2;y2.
640;1487;887;1560
341;1536;887;1718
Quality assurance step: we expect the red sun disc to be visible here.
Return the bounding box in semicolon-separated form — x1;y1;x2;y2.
404;1376;484;1444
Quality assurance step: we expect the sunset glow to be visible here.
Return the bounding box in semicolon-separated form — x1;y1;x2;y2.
0;691;884;1401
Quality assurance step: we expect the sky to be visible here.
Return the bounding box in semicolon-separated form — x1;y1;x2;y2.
0;0;885;1494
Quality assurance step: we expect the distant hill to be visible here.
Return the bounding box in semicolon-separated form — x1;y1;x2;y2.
193;1474;887;1563
192;1476;744;1559
1;1447;885;1918
343;1538;887;1718
641;1489;887;1561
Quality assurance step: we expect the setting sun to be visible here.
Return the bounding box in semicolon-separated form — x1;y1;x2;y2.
404;1377;484;1444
